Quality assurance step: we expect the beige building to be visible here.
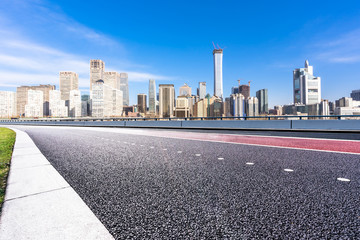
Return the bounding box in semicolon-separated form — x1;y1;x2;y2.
179;83;192;96
209;96;223;117
25;90;43;118
60;72;78;103
174;96;190;118
49;90;68;117
193;98;209;118
0;91;17;118
17;84;55;117
91;80;123;118
69;90;82;117
90;60;105;91
159;84;175;118
137;94;147;115
104;72;121;89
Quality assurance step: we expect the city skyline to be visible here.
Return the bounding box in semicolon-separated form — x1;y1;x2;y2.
0;0;360;107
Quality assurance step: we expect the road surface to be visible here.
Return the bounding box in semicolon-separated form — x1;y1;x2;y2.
9;126;360;239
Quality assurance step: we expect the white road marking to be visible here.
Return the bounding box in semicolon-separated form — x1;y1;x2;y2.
284;169;294;172
140;145;144;147
163;149;167;151
195;154;201;156
246;162;254;165
150;146;154;149
177;151;182;153
337;177;350;182
218;157;224;160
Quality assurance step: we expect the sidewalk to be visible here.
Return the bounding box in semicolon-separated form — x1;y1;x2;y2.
0;127;114;240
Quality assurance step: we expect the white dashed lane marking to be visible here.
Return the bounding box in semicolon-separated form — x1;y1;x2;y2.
246;162;255;165
177;151;182;153
337;178;350;182
284;169;294;172
195;154;201;156
218;157;224;160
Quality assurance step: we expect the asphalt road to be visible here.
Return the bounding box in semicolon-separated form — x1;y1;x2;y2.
12;126;360;239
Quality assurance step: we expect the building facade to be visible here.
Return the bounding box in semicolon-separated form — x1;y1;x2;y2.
69;90;82;117
159;84;175;118
245;97;259;117
0;91;16;118
256;89;268;114
49;90;68;117
351;89;360;101
293;60;321;105
25;90;44;118
148;79;156;115
198;82;206;99
137;94;147;114
239;85;250;99
120;73;129;106
230;93;245;117
60;71;78;104
179;83;192;96
90;60;105;91
213;49;223;98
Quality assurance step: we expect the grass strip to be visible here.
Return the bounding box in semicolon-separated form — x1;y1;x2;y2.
0;128;16;212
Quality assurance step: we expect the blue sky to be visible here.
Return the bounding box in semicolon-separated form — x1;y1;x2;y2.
0;0;360;107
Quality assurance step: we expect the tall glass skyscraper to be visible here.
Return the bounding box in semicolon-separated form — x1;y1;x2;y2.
213;49;223;99
120;73;129;106
256;89;268;114
148;79;156;114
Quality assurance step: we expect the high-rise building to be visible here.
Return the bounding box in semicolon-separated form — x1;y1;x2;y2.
231;86;239;94
239;85;250;99
159;84;175;118
137;94;147;114
69;90;82;117
256;89;268;114
230;93;245;117
120;73;129;106
198;82;206;99
17;84;55;117
91;80;123;118
174;96;191;118
0;91;16;118
148;79;156;115
293;60;321;105
49;90;68;117
104;72;121;89
59;72;78;103
351;89;360;101
25;90;43;118
245;97;259;117
179;83;192;96
193;98;209;117
90;60;105;91
213;49;223;98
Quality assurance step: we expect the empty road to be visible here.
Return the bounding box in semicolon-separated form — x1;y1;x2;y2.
8;126;360;239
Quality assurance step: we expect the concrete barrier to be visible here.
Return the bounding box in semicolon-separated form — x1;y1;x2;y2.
181;120;291;129
125;121;182;128
292;120;360;130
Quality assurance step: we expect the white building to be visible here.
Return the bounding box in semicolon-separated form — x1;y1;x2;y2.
25;90;43;118
230;93;245;117
49;90;68;117
148;79;156;115
293;60;321;105
60;71;78;103
91;80;123;118
69;90;82;117
120;73;129;106
90;60;105;91
213;49;223;99
245;97;259;117
0;91;17;118
174;96;190;118
198;82;206;99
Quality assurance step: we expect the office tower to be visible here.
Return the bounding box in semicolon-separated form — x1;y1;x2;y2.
49;90;68;117
230;93;245;117
25;90;43;118
213;48;223;98
174;96;191;118
120;73;129;106
193;98;208;117
245;97;259;117
59;72;78;103
104;72;121;89
179;83;192;96
256;89;268;114
239;85;250;99
17;84;55;117
91;80;123;118
320;99;330;115
223;97;231;117
293;60;321;104
0;91;16;118
148;79;156;115
69;90;82;117
90;60;105;91
231;86;239;94
351;89;360;101
137;94;147;114
159;84;175;118
209;96;223;117
198;82;206;99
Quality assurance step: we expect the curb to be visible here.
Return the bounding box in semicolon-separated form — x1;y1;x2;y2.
0;127;114;240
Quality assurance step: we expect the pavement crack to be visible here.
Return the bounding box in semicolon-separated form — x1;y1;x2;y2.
4;186;71;202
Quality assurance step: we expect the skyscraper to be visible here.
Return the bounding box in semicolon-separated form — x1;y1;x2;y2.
351;89;360;101
90;60;105;91
245;97;259;117
179;83;192;96
120;73;129;106
256;89;268;114
198;82;206;99
213;48;223;98
148;79;156;115
49;90;68;117
230;93;245;117
59;72;78;103
159;84;175;118
0;91;16;118
293;60;321;105
69;90;82;117
25;90;43;118
137;94;147;114
104;72;121;89
239;85;250;99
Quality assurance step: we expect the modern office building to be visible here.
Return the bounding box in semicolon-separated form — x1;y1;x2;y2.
351;89;360;101
25;90;44;118
159;84;175;118
69;90;82;117
198;82;206;99
120;73;129;106
59;71;78;104
245;97;259;117
137;94;147;114
174;96;191;118
230;93;245;117
104;72;121;89
49;90;68;117
293;60;321;105
90;60;105;91
0;91;16;118
193;98;209;117
148;79;156;115
17;84;55;117
231;86;239;94
213;49;223;98
179;83;192;96
256;89;268;114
